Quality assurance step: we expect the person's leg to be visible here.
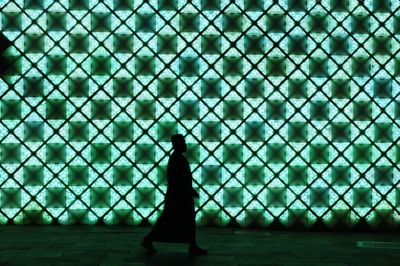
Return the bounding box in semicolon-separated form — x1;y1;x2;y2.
188;238;197;248
141;231;156;253
187;222;207;255
143;231;153;243
188;241;207;255
188;222;199;248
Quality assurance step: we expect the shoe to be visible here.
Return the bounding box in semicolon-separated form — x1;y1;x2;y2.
188;245;208;255
141;239;156;253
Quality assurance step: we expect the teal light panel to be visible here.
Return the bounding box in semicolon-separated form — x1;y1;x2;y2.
0;0;400;229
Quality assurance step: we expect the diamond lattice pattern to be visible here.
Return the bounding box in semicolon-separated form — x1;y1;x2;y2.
0;0;400;229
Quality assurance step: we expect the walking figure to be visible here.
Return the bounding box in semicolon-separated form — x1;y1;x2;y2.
141;134;208;255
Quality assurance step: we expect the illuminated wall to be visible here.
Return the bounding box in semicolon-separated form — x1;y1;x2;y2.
0;0;399;230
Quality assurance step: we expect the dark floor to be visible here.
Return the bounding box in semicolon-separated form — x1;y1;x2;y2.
0;225;399;266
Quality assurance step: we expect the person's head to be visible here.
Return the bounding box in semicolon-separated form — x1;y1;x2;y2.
171;134;187;153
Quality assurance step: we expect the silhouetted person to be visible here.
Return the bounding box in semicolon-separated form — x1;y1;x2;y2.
141;134;207;255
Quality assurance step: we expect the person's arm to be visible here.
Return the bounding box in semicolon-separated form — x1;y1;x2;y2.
189;168;199;198
192;187;199;198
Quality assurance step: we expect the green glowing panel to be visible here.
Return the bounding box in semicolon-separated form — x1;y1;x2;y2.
0;0;399;229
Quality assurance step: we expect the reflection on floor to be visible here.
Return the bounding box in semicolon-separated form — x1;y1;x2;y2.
0;225;398;265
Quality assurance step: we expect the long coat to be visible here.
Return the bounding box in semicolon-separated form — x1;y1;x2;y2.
147;151;197;243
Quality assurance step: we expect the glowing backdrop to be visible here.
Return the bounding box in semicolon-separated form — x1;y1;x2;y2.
0;0;400;229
